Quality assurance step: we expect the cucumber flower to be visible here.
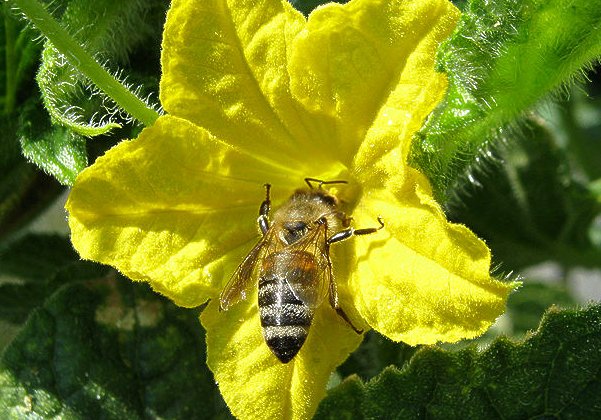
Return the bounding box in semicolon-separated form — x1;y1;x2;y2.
66;0;515;418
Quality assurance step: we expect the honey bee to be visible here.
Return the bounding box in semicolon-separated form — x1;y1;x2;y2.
219;178;384;363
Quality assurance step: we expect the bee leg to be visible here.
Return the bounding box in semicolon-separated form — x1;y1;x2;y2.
328;280;363;334
257;183;271;235
325;217;384;334
353;216;385;236
327;216;384;244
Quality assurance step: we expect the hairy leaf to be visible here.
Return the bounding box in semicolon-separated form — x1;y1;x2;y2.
316;304;601;419
412;0;601;201
18;99;87;186
36;0;159;136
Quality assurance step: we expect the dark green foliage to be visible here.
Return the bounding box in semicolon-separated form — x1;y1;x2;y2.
0;234;108;324
0;234;79;279
0;5;65;233
0;5;85;187
317;305;601;419
290;0;349;16
338;330;419;381
507;282;577;335
0;114;35;230
0;234;230;418
0;6;41;112
0;279;231;419
448;118;601;270
0;111;63;236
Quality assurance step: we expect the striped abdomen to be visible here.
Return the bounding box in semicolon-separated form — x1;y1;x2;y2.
258;251;316;363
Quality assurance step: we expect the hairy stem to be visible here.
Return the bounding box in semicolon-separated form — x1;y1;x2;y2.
10;0;159;127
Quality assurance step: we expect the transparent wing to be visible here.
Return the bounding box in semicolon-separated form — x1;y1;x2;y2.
285;222;332;309
219;235;269;311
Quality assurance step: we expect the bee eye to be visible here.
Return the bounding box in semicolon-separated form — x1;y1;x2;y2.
283;221;308;245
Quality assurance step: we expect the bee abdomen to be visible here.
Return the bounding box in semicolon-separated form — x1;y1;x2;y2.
258;277;314;363
262;325;310;364
260;302;313;327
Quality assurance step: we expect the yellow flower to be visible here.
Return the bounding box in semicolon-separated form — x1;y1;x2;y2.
66;0;515;418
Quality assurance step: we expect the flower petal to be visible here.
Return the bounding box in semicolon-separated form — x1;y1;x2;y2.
343;171;516;345
289;0;459;167
201;296;362;420
161;0;341;168
66;115;300;307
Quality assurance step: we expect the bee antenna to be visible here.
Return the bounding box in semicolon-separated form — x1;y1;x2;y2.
304;178;348;189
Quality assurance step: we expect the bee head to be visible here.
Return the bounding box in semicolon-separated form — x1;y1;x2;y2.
291;188;338;207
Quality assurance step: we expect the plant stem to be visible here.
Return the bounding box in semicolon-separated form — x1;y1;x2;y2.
10;0;159;127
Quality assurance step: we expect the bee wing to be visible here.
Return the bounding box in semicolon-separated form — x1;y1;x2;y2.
219;235;269;311
286;222;331;309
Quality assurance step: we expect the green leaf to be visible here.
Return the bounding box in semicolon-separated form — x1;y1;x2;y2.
447;119;600;270
316;304;601;419
36;0;161;136
0;279;230;419
18;99;87;186
412;0;601;201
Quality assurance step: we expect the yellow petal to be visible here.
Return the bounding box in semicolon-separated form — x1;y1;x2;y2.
342;170;515;345
289;0;459;167
161;0;341;168
66;115;301;307
201;296;362;420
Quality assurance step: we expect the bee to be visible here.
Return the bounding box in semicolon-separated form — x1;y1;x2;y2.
219;178;384;363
